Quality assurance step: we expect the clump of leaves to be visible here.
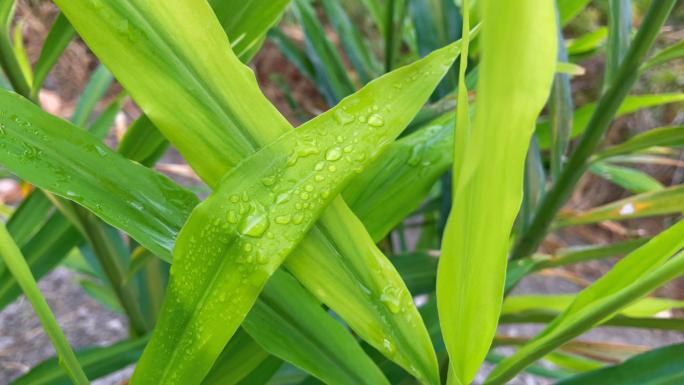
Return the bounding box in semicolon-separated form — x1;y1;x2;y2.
0;0;683;385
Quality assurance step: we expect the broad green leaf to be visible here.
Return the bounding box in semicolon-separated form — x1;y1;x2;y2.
0;89;199;259
595;125;684;159
344;114;453;240
9;337;148;385
643;38;684;71
436;1;557;384
285;198;438;384
201;329;273;385
209;0;290;62
243;271;390;385
589;162;663;193
131;44;458;385
556;184;684;227
0;222;89;385
30;12;75;98
502;294;684;318
537;94;684;149
486;220;684;384
53;0;293;186
555;343;684;385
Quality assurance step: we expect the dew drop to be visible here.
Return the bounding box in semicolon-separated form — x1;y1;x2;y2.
261;176;276;186
238;202;269;237
227;210;239;224
343;145;353;153
314;161;325;171
230;195;240;203
300;192;310;200
334;109;354;125
304;185;314;192
292;213;304;225
328;165;337;172
368;114;385;127
380;286;402;314
275;215;291;225
243;243;253;252
325;147;343;161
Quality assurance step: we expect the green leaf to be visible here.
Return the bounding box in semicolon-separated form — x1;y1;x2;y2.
557;0;592;26
70;64;113;127
0;213;81;308
436;0;557;383
0;89;199;259
54;0;293;186
343;113;453;240
201;329;274;385
502;294;684;318
566;27;608;56
589;162;663;193
604;0;632;88
643;39;684;71
321;0;381;84
9;337;148;385
556;183;684;227
536;94;684;149
0;221;90;385
555;343;684;385
486;220;684;384
243;271;390;385
30;12;75;99
131;44;458;385
595;125;684;159
209;0;290;62
293;0;357;105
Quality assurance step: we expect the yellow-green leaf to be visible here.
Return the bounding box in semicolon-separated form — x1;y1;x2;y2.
436;1;557;384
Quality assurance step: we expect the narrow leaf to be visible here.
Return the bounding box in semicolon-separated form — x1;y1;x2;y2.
556;184;684;227
436;1;557;383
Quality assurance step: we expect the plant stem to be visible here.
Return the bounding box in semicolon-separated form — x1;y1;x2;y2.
509;0;677;261
0;33;31;98
72;206;149;336
384;0;395;73
0;222;91;385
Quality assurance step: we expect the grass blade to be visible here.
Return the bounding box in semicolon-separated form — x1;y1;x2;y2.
0;222;90;385
536;93;684;149
243;271;390;385
487;219;684;384
595;125;684;159
9;337;148;385
30;12;75;99
436;0;557;383
604;0;632;89
293;0;357;105
589;162;664;193
556;183;684;227
555;343;684;385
